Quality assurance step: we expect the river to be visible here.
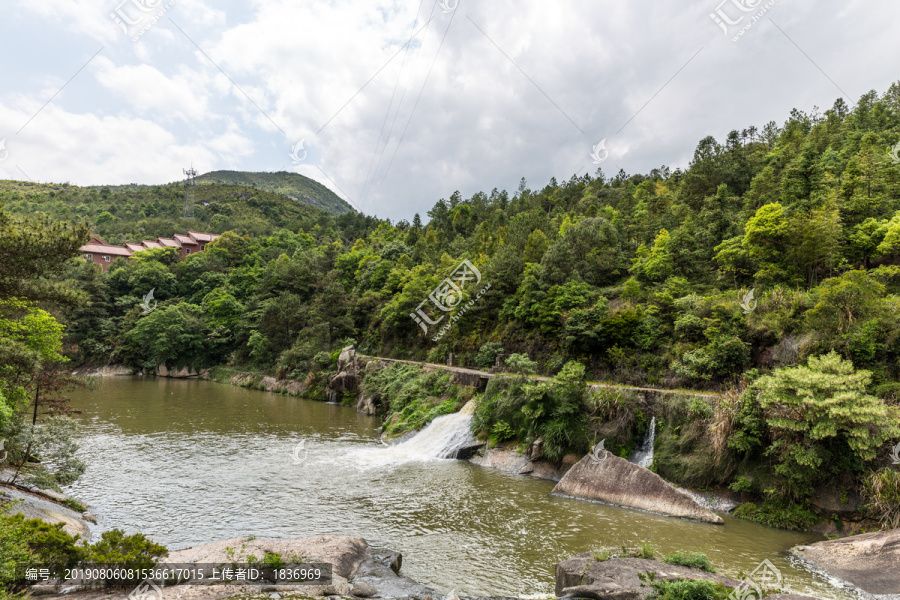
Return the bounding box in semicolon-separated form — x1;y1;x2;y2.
65;376;854;598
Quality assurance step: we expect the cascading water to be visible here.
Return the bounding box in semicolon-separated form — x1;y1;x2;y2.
380;400;478;460
630;416;656;468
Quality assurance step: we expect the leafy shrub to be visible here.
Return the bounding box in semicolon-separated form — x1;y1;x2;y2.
663;552;716;573
504;353;536;374
754;352;900;500
362;363;462;437
674;314;706;341
473;342;504;370
861;468;900;529
637;540;657;559
261;550;284;569
728;476;753;493
0;512;84;591
472;362;589;462
591;548;613;561
733;500;819;531
649;579;730;600
674;336;750;382
87;529;168;584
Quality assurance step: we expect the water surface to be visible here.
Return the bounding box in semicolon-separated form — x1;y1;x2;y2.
66;377;854;598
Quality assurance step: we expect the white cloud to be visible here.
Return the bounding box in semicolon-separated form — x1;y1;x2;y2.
4;0;900;220
94;57;210;120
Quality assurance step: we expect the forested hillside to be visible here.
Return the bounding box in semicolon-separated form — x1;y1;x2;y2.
196;170;354;215
0;180;375;246
6;83;900;530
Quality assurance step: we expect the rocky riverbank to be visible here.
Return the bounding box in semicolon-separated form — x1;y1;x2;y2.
35;536;433;600
0;469;96;538
792;528;900;598
556;553;821;600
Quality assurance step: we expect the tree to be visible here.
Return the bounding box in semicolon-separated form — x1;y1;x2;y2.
742;203;797;285
0;205;89;306
755;352;900;499
806;270;884;334
630;229;674;284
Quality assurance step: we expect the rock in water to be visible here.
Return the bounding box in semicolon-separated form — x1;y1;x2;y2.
556;555;741;598
792;528;900;596
551;452;723;524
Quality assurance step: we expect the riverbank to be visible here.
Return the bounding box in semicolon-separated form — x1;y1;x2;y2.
67;358;880;535
16;375;871;599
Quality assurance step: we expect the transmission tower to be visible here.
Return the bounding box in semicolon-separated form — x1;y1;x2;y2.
183;166;197;219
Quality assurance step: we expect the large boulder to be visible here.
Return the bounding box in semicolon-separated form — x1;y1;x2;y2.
551;452;723;524
168;535;368;580
556;554;741;598
336;345;358;376
0;484;91;538
792;528;900;596
329;346;360;396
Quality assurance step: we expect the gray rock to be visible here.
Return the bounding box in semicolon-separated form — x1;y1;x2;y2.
0;485;91;538
351;582;377;597
373;551;402;573
451;442;485;460
168;535;368;580
356;394;378;416
792;528;900;596
352;552;434;599
556;554;741;599
551;452;723;524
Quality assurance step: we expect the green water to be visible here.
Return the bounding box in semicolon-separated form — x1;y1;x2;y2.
65;376;853;598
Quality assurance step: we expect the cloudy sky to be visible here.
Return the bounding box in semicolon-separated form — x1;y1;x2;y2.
0;0;897;221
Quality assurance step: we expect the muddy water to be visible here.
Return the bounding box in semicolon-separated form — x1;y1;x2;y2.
65;376;853;598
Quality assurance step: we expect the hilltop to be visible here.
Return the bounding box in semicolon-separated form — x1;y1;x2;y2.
195;170;354;215
0;179;376;245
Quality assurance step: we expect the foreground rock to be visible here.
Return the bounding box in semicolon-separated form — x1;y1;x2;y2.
468;444;575;481
556;555;821;600
168;536;368;580
792;528;900;597
551;452;724;524
37;536;436;600
0;483;91;538
556;554;740;598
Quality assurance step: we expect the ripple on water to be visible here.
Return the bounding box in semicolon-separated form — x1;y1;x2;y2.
65;377;855;598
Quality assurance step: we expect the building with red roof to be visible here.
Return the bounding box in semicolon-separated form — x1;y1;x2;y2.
80;230;220;271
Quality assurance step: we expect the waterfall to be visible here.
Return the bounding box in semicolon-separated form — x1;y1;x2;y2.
381;400;478;460
326;389;339;404
630;416;656;469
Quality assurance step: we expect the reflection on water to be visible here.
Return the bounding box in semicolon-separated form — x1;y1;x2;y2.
66;376;853;598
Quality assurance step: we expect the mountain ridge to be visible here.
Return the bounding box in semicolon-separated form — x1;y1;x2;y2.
195;170;354;215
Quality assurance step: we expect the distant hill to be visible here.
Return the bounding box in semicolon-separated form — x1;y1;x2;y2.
196;171;354;215
0;179;380;246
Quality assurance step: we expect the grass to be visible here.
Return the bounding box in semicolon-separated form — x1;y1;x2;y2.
60;498;87;513
733;500;820;531
663;552;716;573
649;579;730;600
590;541;658;562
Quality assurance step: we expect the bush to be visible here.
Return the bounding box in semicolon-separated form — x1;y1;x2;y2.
663;551;716;573
472;342;504;370
754;352;900;500
862;468;900;529
649;579;730;600
504;353;536;374
362;363;463;437
0;512;84;591
472;362;589;462
733;500;820;531
86;529;168;584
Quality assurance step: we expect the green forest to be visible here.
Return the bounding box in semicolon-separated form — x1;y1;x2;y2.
4;82;900;534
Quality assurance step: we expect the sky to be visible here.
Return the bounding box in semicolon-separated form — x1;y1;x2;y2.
0;0;897;222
